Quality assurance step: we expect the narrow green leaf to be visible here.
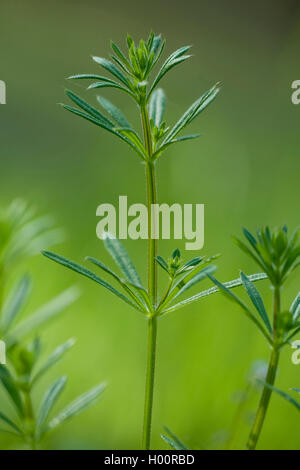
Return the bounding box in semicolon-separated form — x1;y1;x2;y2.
62;104;145;160
2;275;31;333
114;128;146;158
240;272;272;334
87;81;136;98
65;90;114;128
0;411;22;435
291;292;300;323
162;272;268;314
41;251;142;311
258;381;300;411
169;133;201;144
207;275;272;343
68;74;116;81
0;366;24;418
149;46;191;95
162;85;219;144
103;234;143;289
46;382;106;433
86;256;148;312
148;89;166;128
62;104;113;131
92;56;131;88
173;265;217;301
36;376;67;438
97;96;131;128
155;255;169;274
7;286;80;346
32;339;76;385
161;427;188;450
110;41;132;71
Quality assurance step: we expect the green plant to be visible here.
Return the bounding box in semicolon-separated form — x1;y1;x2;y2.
258;381;300;412
161;426;188;450
0;336;105;449
208;226;300;450
0;200;105;449
42;32;266;449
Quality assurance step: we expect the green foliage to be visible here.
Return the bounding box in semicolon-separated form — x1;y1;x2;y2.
209;226;300;349
0;199;64;272
161;426;188;450
43;239;265;321
258;381;300;412
233;226;300;286
0;200;105;449
0;337;106;447
65;32;220;162
209;226;300;450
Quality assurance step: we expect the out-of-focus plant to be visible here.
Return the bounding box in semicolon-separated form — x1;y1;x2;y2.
225;360;268;450
0;200;105;449
0;336;105;449
208;226;300;450
161;426;188;450
42;32;267;449
259;381;300;412
0;199;64;280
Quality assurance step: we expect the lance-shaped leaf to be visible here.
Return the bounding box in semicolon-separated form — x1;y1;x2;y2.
172;265;217;301
97;96;131;128
148;46;191;96
65;90;114;127
161;272;268;315
161;426;188;450
240;272;272;334
110;41;133;71
92;56;131;89
162;85;219;145
46;382;106;434
68;74;117;81
6;286;80;347
41;251;143;312
155;255;169;274
232;236;269;275
62;103;145;160
207;275;272;343
1;275;31;333
150;37;166;69
86;256;148;312
154;134;201;159
32;339;76;385
148;88;166;128
114;128;146;158
87;81;136;98
291;292;300;323
103;234;143;289
0;411;22;436
36;376;67;439
258;381;300;411
0;366;24;418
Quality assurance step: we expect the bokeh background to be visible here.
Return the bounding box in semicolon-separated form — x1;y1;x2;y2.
1;0;300;450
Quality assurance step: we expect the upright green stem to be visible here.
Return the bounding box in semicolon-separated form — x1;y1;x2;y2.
23;386;37;450
142;316;157;450
247;285;281;450
141;104;158;450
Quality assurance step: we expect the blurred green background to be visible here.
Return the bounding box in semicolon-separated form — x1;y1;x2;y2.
1;0;300;450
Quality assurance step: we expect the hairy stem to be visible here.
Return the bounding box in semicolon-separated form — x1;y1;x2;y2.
141;104;158;450
247;285;281;450
142;316;157;450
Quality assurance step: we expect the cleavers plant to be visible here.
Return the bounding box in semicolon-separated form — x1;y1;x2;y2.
209;226;300;449
42;32;266;449
0;201;105;449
